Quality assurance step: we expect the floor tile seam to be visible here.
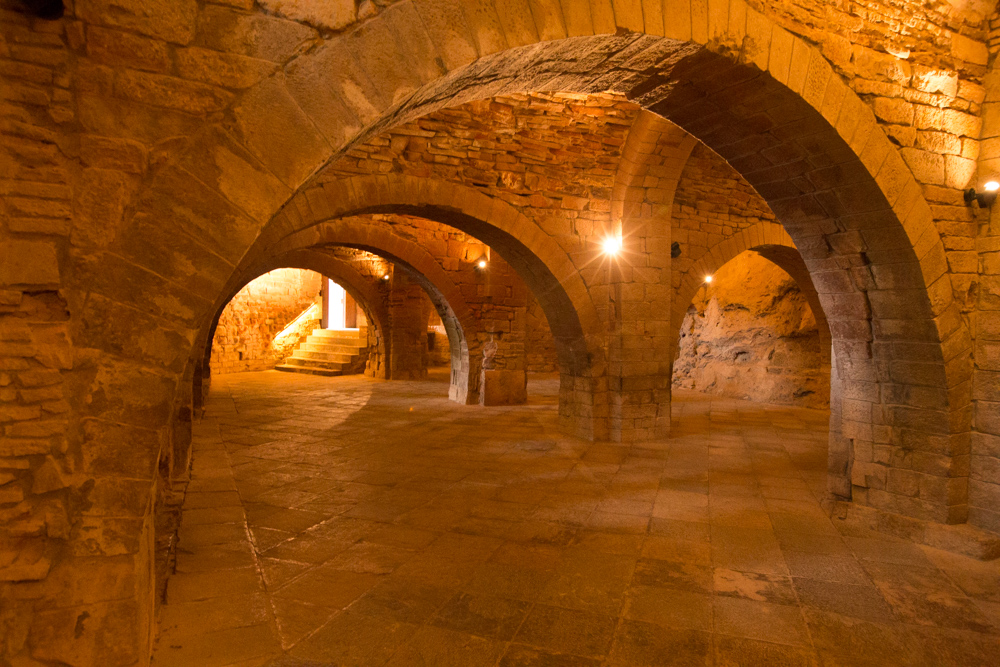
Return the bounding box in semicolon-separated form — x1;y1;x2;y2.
774;543;824;655
217;420;287;657
156;412;274;656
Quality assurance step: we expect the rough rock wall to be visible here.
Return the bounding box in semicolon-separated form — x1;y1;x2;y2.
673;252;830;409
210;268;321;374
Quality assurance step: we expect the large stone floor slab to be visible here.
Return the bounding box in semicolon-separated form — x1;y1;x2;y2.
152;370;1000;666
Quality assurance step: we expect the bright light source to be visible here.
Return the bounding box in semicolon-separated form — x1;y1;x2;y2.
704;275;713;284
382;274;390;280
478;259;487;269
986;181;1000;192
602;236;621;255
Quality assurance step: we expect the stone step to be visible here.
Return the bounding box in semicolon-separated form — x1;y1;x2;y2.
283;356;346;370
311;328;365;340
302;339;365;353
274;364;343;377
292;350;355;364
280;329;366;377
307;334;368;347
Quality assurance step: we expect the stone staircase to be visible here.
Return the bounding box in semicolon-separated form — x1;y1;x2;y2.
275;328;367;377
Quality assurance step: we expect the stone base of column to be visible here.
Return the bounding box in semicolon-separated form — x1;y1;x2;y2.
831;500;1000;561
480;369;527;406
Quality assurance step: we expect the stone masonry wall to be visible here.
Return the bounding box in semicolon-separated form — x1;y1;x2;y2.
321;92;638;298
673;251;830;409
672;144;778;297
526;291;558;373
387;271;432;379
210;268;321;374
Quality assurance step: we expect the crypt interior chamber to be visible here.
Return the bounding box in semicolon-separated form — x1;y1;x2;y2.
3;0;1000;665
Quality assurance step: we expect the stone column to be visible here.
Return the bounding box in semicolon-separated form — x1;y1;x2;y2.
477;259;528;405
387;272;430;380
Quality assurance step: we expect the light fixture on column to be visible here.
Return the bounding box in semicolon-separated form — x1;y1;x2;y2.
602;235;621;255
965;181;1000;208
382;272;390;280
477;259;488;269
704;275;713;284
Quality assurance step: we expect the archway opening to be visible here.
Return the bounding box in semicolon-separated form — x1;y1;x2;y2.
673;250;831;409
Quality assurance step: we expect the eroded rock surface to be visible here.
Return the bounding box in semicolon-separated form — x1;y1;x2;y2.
673;252;829;409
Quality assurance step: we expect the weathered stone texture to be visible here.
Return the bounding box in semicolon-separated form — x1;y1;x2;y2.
674;251;829;409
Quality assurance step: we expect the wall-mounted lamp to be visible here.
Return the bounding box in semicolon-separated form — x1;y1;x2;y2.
704;275;713;284
382;274;390;281
477;259;488;269
602;236;621;255
965;181;1000;208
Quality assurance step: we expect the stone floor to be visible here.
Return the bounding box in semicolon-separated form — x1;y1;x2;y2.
152;370;1000;667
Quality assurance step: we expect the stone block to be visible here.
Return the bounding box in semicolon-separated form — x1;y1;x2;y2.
950;32;988;66
31;599;141;666
873;97;913;125
258;0;356;31
196;6;318;62
899;147;944;185
0;240;59;286
86;25;171;72
480;369;527;406
77;0;197;44
175;47;277;89
114;69;234;114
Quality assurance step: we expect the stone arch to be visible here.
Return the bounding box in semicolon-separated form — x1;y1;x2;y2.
673;221;799;344
245;174;609;437
253;175;599;372
192;248;394;408
80;27;965;518
229;217;484;403
94;24;966;452
671;223;844;491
